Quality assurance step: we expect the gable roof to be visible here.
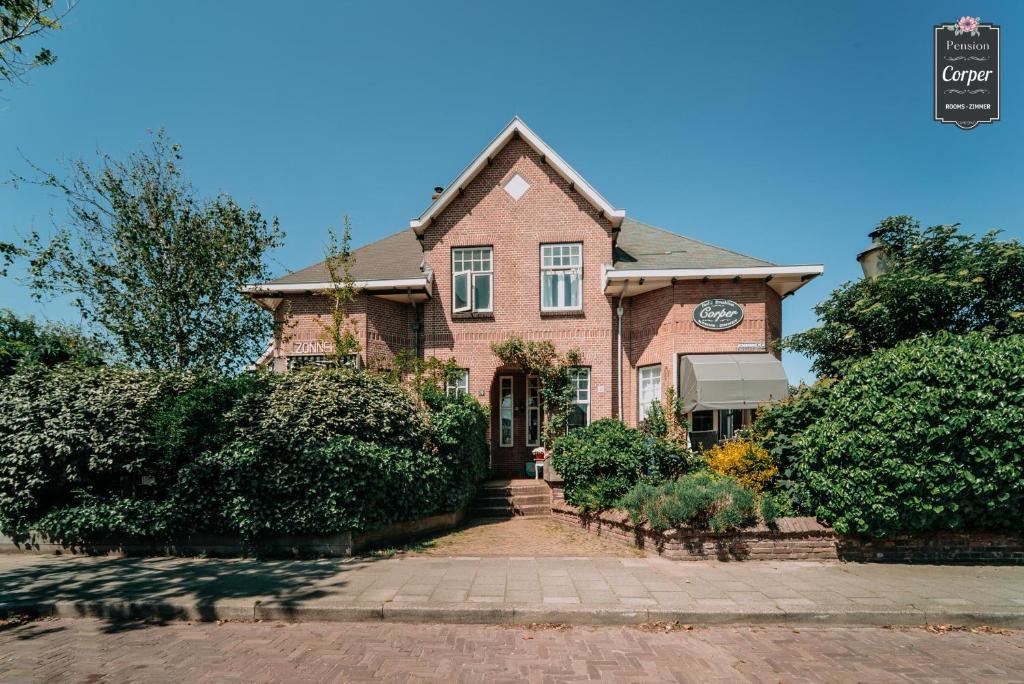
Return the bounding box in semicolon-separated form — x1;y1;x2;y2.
410;117;625;235
613;218;775;270
267;229;425;285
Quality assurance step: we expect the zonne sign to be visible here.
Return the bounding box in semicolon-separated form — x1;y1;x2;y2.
693;299;744;331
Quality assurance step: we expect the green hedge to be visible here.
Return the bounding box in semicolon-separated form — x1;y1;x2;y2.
618;473;762;533
0;365;488;544
550;418;694;511
792;332;1024;536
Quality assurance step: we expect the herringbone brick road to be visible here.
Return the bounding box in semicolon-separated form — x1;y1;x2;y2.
1;618;1022;683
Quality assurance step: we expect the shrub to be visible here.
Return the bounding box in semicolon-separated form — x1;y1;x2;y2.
704;438;778;492
228;368;426;453
551;419;694;510
747;380;836;513
793;332;1024;536
618;473;757;533
0;364;489;544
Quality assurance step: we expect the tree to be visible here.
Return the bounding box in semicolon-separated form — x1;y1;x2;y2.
786;215;1024;377
1;0;75;87
19;130;285;372
0;308;103;376
319;215;361;367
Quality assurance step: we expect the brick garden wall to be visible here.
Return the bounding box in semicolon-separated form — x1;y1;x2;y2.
551;499;1024;564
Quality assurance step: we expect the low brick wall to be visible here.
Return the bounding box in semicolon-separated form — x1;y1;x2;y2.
1;509;466;559
553;502;1024;564
552;502;838;561
839;532;1024;564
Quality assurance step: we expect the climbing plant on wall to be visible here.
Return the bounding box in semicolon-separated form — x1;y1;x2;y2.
491;336;581;447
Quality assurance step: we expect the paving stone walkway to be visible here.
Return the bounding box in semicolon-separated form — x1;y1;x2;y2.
2;618;1022;682
411;517;642;557
1;551;1022;626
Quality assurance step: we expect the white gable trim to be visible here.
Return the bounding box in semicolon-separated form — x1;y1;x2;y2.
410;117;626;235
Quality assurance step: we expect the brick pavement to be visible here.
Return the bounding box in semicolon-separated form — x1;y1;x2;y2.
413;518;641;557
1;618;1022;683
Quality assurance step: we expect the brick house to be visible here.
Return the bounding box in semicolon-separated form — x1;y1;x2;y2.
243;119;823;478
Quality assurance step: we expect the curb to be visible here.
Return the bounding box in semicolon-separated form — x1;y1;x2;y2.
3;600;1022;628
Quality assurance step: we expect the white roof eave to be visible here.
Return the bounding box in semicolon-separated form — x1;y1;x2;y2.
410;117;625;235
601;265;824;297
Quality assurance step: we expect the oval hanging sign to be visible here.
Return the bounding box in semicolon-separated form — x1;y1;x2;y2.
693;299;744;331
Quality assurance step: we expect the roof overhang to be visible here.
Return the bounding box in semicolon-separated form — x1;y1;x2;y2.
240;275;432;307
410;117;625;236
602;265;824;298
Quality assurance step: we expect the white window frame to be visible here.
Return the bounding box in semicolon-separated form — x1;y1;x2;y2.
499;375;514;447
568;367;591;429
451;247;493;314
526;375;542;447
540;243;583;312
446;368;469;397
637;364;661;423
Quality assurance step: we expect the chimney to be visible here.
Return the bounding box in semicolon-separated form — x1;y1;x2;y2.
431;186;444;201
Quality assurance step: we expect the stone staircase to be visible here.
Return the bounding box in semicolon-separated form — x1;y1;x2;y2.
471;480;551;518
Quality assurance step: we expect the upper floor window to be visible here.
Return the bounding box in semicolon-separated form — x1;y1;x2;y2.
541;243;582;311
452;247;492;313
638;365;661;422
446;368;469;396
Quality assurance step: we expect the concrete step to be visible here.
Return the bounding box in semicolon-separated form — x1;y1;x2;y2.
514;504;551;517
472;506;514;518
510;494;550;506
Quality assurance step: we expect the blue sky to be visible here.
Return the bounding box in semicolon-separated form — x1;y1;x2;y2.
1;1;1021;383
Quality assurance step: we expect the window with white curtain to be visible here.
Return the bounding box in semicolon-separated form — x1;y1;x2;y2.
637;365;661;422
540;243;582;311
526;375;542;446
452;247;492;313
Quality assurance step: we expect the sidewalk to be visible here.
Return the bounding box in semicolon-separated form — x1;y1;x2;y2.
2;552;1022;627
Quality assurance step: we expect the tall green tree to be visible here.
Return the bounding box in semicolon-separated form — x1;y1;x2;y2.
0;308;103;376
20;130;285;372
1;0;75;86
787;215;1024;377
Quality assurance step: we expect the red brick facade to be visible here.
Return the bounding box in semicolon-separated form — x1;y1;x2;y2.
258;121;807;478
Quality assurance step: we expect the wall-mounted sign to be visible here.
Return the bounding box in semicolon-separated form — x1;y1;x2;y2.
934;17;1000;130
737;342;765;350
693;299;744;331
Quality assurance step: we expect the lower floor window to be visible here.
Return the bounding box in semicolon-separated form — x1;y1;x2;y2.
690;410;714;433
287;354;359;371
567;367;591;430
637;365;661;422
446;368;469;396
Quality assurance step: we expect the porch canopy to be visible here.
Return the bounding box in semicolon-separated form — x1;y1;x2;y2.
679;354;789;413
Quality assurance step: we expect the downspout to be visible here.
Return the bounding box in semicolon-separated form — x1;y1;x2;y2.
616;280;629;421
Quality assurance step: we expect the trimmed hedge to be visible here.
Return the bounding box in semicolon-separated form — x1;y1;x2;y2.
792;332;1024;536
0;365;488;544
551;418;694;511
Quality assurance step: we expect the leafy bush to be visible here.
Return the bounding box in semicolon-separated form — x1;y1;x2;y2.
0;364;488;544
747;380;836;514
229;368;426;453
793;332;1024;536
704;438;778;492
618;473;757;533
0;309;105;377
551;419;694;510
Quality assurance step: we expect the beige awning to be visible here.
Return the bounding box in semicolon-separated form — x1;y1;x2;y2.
680;354;789;413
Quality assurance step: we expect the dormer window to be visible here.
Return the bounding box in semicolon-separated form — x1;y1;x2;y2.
452;247;493;313
541;243;582;311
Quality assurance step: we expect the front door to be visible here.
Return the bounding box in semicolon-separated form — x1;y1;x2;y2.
490;371;536;478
